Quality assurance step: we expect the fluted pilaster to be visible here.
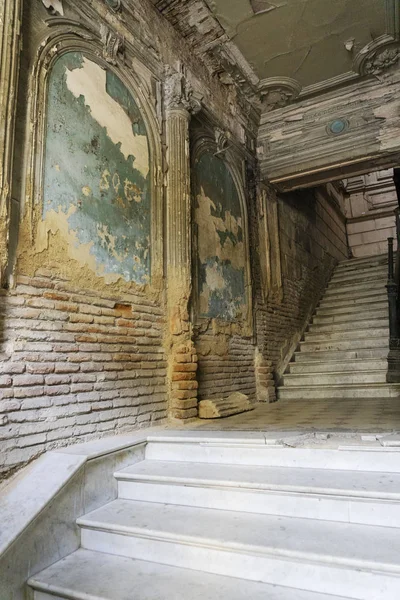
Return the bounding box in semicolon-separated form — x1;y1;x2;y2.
0;0;21;285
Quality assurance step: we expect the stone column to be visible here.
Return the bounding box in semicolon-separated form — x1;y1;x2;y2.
0;0;21;286
164;67;201;420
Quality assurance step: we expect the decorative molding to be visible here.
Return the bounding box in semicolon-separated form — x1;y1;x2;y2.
214;127;230;155
100;24;124;65
362;45;400;76
259;77;301;111
164;65;203;114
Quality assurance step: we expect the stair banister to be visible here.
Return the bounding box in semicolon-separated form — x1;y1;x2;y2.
386;232;400;382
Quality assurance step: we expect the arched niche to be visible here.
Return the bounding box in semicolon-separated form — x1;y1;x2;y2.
192;137;252;324
23;30;163;289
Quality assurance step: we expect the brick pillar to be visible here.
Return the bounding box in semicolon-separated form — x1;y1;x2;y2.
0;0;21;285
164;66;201;420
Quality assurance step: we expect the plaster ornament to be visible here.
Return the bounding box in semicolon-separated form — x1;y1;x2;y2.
363;46;400;76
214;128;230;155
258;77;301;111
100;25;124;65
164;66;203;114
42;0;64;15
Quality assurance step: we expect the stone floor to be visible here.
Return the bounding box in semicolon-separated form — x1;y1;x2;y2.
191;398;400;432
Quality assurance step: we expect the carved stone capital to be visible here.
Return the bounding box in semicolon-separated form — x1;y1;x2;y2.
258;77;302;112
164;66;203;115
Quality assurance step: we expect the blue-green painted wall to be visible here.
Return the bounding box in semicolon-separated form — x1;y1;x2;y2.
43;52;151;284
193;151;246;321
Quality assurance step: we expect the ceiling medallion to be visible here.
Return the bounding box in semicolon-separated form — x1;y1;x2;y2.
326;118;349;136
258;77;302;111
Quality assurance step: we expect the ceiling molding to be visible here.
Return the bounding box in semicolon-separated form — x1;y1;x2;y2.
259;77;302;111
150;0;260;108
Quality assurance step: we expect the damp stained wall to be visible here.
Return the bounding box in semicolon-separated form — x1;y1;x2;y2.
193;151;246;321
42;52;151;285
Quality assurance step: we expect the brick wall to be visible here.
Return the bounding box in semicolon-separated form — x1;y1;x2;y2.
196;334;256;402
253;185;348;386
0;273;166;480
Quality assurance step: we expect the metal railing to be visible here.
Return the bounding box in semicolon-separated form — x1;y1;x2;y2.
386;209;400;382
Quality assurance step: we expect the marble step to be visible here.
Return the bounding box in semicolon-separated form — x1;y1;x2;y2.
330;268;387;286
313;308;388;324
77;498;400;599
303;327;388;342
294;348;388;362
278;383;400;400
288;359;387;374
309;318;388;332
325;279;386;296
317;295;387;311
28;548;353;600
299;336;388;353
332;262;387;276
145;439;400;471
116;459;400;527
336;255;387;270
282;371;387;387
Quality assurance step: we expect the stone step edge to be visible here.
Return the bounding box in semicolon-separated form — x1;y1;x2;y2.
26;550;355;600
308;321;388;333
114;470;400;502
76;514;400;577
283;369;387;378
288;358;386;368
277;383;400;390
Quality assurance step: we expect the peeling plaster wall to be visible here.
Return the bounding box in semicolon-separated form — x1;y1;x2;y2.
0;0;259;479
192;148;255;402
193;151;246;321
41;52;151;285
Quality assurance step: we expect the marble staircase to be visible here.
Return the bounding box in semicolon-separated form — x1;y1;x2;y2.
278;254;400;400
28;434;400;600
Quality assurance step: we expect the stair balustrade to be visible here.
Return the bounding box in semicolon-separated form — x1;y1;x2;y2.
386;211;400;382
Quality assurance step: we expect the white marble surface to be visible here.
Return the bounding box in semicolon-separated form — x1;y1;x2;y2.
145;441;400;471
28;548;352;600
78;498;400;572
0;452;85;557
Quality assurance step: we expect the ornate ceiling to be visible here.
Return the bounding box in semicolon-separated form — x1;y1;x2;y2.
153;0;400;111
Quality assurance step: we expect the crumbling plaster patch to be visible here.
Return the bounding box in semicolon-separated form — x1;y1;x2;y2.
20;51;152;289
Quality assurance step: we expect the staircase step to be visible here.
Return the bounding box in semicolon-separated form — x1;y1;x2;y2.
29;548;349;600
282;371;387;386
278;384;400;399
145;439;400;471
309;318;388;333
336;254;387;270
332;263;387;277
299;337;388;353
325;279;387;297
77;498;400;599
115;459;400;527
304;327;388;342
318;295;387;311
294;348;388;362
330;268;387;286
289;359;387;374
313;309;388;324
